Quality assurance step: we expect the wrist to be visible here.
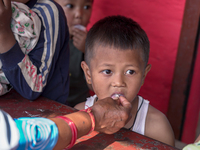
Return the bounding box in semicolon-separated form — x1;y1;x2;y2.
66;111;92;138
91;104;103;132
80;107;95;134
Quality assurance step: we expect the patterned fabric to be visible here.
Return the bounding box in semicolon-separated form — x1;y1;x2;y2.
0;71;11;95
11;1;41;54
0;109;58;150
0;1;41;96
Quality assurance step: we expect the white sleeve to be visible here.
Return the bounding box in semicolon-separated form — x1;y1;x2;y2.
0;110;20;150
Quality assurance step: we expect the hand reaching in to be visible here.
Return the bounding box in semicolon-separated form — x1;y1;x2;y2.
92;96;132;134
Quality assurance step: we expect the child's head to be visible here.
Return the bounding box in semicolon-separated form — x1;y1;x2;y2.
81;15;151;102
55;0;93;36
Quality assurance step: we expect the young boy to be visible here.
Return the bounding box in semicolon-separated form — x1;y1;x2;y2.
54;0;93;107
0;0;70;104
75;15;175;146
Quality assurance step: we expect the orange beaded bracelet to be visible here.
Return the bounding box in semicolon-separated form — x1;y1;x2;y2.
80;107;95;134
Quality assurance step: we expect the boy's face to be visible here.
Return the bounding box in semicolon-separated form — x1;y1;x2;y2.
82;45;151;102
55;0;92;35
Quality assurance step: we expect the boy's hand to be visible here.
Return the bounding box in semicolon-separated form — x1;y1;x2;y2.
0;0;15;53
92;96;132;134
72;27;87;53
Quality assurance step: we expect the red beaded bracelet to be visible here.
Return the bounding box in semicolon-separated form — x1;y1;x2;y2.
56;116;77;149
80;107;95;135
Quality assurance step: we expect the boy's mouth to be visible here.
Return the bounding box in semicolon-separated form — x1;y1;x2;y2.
111;93;124;99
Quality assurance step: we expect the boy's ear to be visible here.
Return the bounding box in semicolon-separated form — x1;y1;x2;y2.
144;64;151;77
142;64;151;85
81;61;92;84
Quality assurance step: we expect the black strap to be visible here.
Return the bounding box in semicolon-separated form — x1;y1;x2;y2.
128;97;144;130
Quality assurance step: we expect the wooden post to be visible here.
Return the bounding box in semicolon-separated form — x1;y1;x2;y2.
167;0;200;140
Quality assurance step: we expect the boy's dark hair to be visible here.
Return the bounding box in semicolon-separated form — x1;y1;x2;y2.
85;15;150;66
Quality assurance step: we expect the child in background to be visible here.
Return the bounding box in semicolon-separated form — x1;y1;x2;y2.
54;0;93;107
75;15;175;146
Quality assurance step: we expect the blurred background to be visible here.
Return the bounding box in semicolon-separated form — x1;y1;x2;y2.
87;0;200;148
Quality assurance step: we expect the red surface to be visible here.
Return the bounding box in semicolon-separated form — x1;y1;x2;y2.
87;0;186;115
181;39;200;144
72;130;178;150
0;89;179;150
0;89;76;118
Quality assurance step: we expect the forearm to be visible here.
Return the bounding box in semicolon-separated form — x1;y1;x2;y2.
50;111;91;150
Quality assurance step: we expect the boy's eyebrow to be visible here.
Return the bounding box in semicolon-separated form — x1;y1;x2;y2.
99;63;111;66
99;63;139;67
98;63;113;67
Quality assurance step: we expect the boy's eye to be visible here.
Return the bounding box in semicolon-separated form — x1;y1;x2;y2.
66;4;73;8
83;5;91;10
126;70;135;75
102;70;112;75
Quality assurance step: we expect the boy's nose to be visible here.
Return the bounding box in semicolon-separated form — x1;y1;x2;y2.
111;74;125;87
75;9;82;19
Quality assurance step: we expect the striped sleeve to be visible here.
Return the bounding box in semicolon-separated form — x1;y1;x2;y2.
0;0;62;100
17;0;59;93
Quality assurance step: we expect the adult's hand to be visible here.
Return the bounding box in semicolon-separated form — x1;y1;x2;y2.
0;0;16;53
92;96;132;134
